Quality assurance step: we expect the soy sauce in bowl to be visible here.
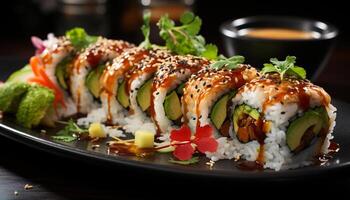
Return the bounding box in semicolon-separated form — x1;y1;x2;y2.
220;16;338;80
241;28;317;40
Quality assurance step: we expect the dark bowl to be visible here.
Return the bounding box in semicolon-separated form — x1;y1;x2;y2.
220;16;338;80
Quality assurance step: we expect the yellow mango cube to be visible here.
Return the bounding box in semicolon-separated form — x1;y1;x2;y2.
134;130;154;148
88;123;106;138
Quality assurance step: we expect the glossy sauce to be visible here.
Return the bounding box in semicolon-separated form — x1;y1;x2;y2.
243;28;315;40
195;67;246;129
108;143;155;157
259;75;330;112
150;56;209;134
317;141;340;165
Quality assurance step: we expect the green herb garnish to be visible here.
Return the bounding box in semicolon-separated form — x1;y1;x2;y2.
139;11;152;49
169;157;200;165
51;135;77;143
52;119;88;142
210;55;245;69
261;56;306;79
66;28;98;51
157;12;218;60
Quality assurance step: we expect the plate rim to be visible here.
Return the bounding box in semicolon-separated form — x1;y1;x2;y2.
1;118;349;180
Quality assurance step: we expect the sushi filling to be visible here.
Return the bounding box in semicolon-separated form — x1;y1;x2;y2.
85;64;106;100
233;104;330;154
163;83;185;125
136;78;153;114
233;104;268;143
286;106;329;153
210;90;237;137
55;55;74;91
117;79;130;109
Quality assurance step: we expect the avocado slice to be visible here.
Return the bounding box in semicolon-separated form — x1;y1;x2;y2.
233;104;260;133
7;65;33;83
117;80;129;108
313;106;329;129
286;109;324;151
164;90;182;121
211;94;229;130
136;78;153;111
55;56;73;89
56;62;68;89
211;90;237;130
86;65;105;98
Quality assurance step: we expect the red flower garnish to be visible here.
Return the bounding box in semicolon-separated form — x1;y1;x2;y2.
170;124;218;161
173;143;194;161
193;125;218;153
194;137;218;153
195;125;213;139
170;125;191;142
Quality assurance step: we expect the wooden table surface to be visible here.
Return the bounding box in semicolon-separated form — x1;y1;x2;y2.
1;48;350;199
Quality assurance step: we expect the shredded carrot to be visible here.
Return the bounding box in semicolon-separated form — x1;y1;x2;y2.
29;56;41;76
28;56;66;109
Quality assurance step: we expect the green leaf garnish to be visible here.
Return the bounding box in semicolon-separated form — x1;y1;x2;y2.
157;12;218;60
261;56;307;79
139;11;152;49
201;44;218;60
52;119;88;142
169;157;200;165
210;55;245;69
51;135;77;142
66;27;98;51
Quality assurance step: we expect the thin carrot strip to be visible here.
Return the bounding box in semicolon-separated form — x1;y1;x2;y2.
29;56;42;77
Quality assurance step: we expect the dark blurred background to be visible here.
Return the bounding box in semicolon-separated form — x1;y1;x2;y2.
1;0;349;100
0;0;349;58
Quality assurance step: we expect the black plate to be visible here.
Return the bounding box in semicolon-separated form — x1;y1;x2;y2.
1;63;350;180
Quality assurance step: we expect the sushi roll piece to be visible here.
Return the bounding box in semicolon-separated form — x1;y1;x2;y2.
99;47;152;123
150;55;210;134
70;38;133;114
26;34;77;124
1;29;91;127
122;49;170;119
230;58;336;170
182;65;258;138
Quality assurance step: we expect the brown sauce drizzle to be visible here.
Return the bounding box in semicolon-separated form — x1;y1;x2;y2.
257;74;330;112
108;143;155;157
195;67;246;128
125;58;160;96
100;49;149;122
316;141;340;165
150;56;209;135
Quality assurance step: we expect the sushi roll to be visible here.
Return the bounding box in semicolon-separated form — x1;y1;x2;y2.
182;64;258;138
70;38;133;114
1;28;103;127
99;47;151;123
27;34;77;124
230;58;336;170
150;55;210;134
